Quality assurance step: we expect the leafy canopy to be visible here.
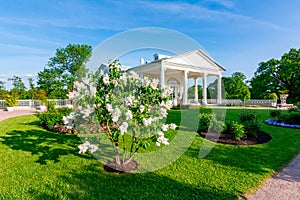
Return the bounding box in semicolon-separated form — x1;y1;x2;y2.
37;44;92;99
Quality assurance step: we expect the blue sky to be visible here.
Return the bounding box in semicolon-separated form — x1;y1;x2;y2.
1;0;300;88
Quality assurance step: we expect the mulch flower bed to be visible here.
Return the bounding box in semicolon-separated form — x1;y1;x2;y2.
199;131;272;145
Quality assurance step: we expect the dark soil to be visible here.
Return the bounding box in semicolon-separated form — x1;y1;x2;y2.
198;131;272;145
104;159;138;173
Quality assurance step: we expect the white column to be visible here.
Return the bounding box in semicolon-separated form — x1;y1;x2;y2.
160;66;165;89
194;78;198;104
183;70;188;105
140;72;144;79
202;73;207;105
217;74;222;104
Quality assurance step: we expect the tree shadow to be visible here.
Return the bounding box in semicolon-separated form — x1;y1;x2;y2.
0;129;92;164
29;163;238;200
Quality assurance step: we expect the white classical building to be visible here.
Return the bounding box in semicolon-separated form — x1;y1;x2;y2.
127;50;225;105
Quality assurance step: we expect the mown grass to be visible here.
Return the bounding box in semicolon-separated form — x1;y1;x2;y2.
0;108;299;199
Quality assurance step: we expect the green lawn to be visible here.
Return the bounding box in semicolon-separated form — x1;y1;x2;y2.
0;109;300;199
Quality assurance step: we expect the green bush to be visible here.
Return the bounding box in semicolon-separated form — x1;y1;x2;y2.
210;118;225;133
36;107;72;128
270;110;281;119
225;121;245;141
199;113;213;132
239;112;259;136
282;112;300;125
199;113;224;133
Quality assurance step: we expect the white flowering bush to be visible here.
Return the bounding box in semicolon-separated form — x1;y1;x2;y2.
64;60;176;166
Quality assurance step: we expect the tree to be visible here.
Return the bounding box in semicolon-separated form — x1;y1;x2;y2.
208;72;250;101
188;85;202;99
7;76;27;99
64;61;174;170
27;77;38;99
250;48;300;103
37;44;92;99
0;80;6;99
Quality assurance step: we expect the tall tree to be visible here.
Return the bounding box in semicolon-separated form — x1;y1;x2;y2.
37;44;92;99
208;72;250;101
7;76;27;98
0;80;6;99
250;48;300;103
188;85;202;99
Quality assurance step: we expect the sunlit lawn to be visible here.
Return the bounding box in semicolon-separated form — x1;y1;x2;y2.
0;108;300;199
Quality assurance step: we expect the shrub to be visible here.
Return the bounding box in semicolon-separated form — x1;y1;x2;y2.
282;112;300;125
239;112;259;136
225;121;245;141
36;107;72;129
270;110;281;119
4;93;18;107
199;113;224;133
209;118;225;133
199;113;213;132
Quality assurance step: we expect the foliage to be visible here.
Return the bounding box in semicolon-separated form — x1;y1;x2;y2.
198;113;214;132
210;118;225;133
281;112;300;125
198;112;224;133
269;93;278;100
269;110;281;119
224;121;245;141
8;75;27;99
36;107;72;129
207;72;250;102
2;110;300;199
4;93;18;107
188;85;202;99
64;60;175;166
37;44;92;99
35;89;48;105
250;48;300;103
239;112;260;136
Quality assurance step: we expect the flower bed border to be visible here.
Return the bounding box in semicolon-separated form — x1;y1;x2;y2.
264;119;300;129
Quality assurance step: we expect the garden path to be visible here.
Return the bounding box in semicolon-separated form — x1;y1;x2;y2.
0;109;37;122
245;154;300;200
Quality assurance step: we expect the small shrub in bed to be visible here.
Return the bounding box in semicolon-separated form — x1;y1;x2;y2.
224;121;245;141
199;113;213;132
282;112;300;125
239;112;259;136
199;113;224;133
270;110;281;119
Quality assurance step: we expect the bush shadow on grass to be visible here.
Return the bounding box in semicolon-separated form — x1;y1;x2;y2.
29;163;238;200
0;129;93;164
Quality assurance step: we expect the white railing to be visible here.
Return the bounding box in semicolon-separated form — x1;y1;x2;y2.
0;99;71;109
188;99;277;107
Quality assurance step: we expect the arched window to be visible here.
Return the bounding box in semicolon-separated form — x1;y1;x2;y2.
167;78;180;85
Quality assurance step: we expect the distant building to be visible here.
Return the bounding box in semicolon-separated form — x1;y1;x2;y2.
127;50;225;105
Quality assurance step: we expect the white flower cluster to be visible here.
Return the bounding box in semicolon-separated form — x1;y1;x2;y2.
156;131;169;146
162;86;173;98
63;113;76;129
78;141;99;154
160;100;173;110
161;123;177;132
142;117;153;126
119;122;128;135
143;77;159;89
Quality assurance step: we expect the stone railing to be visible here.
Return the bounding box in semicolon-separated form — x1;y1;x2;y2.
0;99;71;109
188;99;277;107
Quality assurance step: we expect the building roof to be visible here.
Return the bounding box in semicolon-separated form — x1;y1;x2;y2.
127;49;226;73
